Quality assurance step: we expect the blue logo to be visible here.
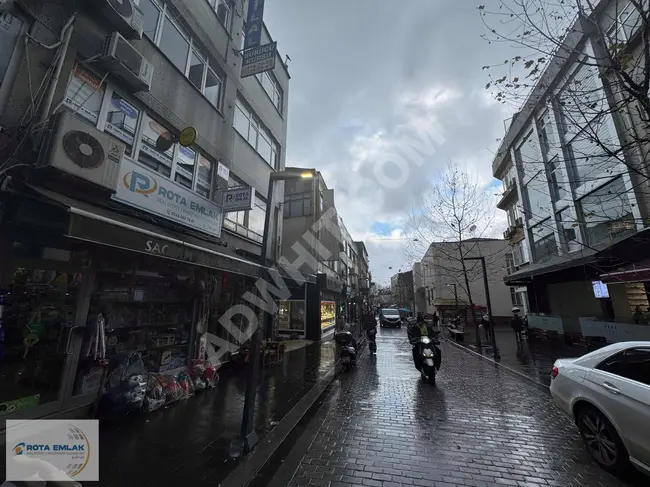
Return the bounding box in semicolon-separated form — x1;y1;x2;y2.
13;442;25;455
123;170;157;196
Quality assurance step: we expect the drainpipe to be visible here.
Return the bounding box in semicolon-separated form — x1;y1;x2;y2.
37;14;76;135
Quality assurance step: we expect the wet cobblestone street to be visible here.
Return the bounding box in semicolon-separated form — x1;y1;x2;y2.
280;327;644;487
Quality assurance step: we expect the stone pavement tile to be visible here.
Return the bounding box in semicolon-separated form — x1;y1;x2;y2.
280;327;640;487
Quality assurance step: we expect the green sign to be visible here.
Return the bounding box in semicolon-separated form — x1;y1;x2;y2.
0;394;41;416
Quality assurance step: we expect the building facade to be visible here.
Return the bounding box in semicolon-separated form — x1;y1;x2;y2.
492;0;650;339
390;271;414;311
0;0;300;422
414;239;512;325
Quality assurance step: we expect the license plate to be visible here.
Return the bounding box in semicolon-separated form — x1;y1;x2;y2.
341;357;350;363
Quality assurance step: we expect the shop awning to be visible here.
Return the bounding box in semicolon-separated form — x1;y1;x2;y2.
24;186;266;279
600;260;650;284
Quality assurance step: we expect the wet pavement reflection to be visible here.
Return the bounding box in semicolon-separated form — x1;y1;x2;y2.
96;339;336;486
286;326;643;487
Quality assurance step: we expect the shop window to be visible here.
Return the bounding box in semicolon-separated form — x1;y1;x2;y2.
63;62;106;124
138;113;174;177
159;14;190;72
175;145;196;189
105;92;140;156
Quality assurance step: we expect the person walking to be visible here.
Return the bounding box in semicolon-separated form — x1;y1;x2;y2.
511;307;525;348
432;311;440;332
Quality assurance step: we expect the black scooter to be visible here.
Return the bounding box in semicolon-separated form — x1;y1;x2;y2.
409;332;441;385
334;330;357;371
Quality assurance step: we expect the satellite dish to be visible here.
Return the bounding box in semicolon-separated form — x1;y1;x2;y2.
469;225;477;233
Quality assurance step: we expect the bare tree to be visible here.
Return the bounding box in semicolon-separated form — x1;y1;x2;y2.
404;165;506;340
479;0;650;198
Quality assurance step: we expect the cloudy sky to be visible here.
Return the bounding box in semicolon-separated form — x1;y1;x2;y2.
264;0;516;285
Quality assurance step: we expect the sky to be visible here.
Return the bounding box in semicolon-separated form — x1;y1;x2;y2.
263;0;515;286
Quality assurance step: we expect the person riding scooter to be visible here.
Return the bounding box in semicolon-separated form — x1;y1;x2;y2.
407;315;441;371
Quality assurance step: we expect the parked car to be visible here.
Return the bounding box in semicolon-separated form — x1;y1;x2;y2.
549;341;650;476
379;308;402;328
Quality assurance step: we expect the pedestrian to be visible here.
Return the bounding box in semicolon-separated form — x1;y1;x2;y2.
336;313;346;332
432;311;440;332
482;314;494;342
511;307;524;348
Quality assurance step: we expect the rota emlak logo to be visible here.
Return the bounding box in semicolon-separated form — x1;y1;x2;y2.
123;170;157;195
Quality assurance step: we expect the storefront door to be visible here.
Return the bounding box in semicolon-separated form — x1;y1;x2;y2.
0;248;92;425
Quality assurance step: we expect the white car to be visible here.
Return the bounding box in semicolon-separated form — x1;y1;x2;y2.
549;341;650;476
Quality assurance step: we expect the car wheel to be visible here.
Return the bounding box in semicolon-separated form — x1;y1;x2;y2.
576;406;630;473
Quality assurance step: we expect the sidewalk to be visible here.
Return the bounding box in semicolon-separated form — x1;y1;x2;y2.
451;325;587;386
96;338;336;486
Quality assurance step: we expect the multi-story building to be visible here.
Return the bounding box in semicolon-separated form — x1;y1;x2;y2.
354;241;371;314
492;1;650;337
413;239;512;324
390;270;414;311
0;0;296;422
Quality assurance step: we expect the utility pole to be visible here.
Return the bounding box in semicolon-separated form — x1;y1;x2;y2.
462;256;500;360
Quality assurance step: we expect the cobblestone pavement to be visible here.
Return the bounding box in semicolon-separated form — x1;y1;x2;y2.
283;327;643;487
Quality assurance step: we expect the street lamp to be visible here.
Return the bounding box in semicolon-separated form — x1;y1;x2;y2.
462;256;500;360
237;169;314;455
446;283;459;316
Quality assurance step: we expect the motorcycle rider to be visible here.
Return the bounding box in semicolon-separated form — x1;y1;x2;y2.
408;315;441;371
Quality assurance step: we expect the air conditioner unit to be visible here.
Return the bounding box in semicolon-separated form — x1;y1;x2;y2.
36;112;125;191
96;0;144;39
100;32;153;92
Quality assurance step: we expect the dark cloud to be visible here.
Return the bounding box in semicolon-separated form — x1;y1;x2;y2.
264;0;517;284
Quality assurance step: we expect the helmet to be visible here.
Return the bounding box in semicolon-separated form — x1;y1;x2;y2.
512;307;521;314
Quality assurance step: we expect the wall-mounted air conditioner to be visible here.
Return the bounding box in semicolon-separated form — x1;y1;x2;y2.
36;112;125;191
100;32;153;92
96;0;144;39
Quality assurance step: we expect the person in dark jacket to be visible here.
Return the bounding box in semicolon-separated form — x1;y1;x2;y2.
511;307;525;347
408;315;441;371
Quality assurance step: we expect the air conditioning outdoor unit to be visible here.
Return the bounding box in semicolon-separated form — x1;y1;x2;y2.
100;31;154;92
36;112;125;191
96;0;144;39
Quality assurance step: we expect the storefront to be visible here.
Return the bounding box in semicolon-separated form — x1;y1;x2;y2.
0;184;265;425
316;273;344;336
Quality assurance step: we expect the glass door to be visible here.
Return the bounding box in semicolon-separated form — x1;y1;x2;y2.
0;265;84;425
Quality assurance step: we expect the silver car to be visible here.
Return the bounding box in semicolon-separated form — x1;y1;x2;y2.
549;341;650;476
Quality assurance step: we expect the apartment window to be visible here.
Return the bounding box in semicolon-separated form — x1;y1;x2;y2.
557;208;580;253
505;253;515;274
137;1;226;111
1;12;25;90
138;113;173;177
233;98;280;169
577;177;635;246
256;71;283;113
105;92;140;156
537;112;553;157
510;287;523;307
285;193;312;218
159;14;190;72
513;240;530;266
608;2;643;44
515;129;542;183
523;172;552;221
207;0;234;29
565;115;617;191
547;156;566;202
135;0;161;40
559;63;603;138
175;145;196;189
196;155;213;198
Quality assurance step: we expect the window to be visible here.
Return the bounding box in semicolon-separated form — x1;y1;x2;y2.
175;145;196;189
233;98;280;169
597;348;650;386
204;68;223;109
557;208;580;253
0;12;24;88
608;2;644;44
212;0;233;29
63;62;106;124
196;155;213;198
559;64;604;138
547;156;566;203
537;112;553;157
159;14;190;72
240;22;246;51
135;0;161;40
285;193;312;218
248;196;267;236
510;288;523;307
577;177;635;246
505;253;515;274
256;71;283;113
188;50;205;90
530;219;556;262
105;92;140;155
523;173;552;221
513;240;530;266
138;113;174;177
515;129;543;183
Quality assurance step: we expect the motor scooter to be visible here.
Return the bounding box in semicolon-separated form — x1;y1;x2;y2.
409;332;441;385
334;330;357;371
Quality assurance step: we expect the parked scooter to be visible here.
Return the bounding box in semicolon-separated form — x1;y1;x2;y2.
334;330;357;371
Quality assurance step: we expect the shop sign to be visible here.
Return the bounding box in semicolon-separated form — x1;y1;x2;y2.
0;394;40;416
241;42;277;78
217;162;230;181
243;0;265;49
113;158;223;238
144;240;169;255
221;186;254;212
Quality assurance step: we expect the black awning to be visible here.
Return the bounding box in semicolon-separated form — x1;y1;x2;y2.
28;186;266;279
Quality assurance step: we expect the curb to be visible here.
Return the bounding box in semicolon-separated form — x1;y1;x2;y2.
220;339;365;487
442;336;550;390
